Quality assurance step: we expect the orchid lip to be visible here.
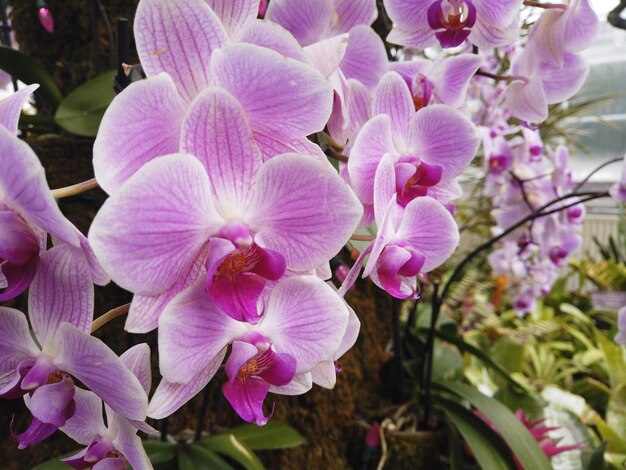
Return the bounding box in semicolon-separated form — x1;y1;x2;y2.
427;0;477;47
206;240;286;323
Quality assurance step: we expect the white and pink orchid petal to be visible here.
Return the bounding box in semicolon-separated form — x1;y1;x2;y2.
384;0;431;30
93;74;186;194
126;244;208;334
120;344;152;395
474;0;523;28
470;17;520;49
206;0;258;36
387;24;438;50
530;9;566;67
395;197;459;272
333;0;378;32
55;323;148;421
266;0;335;46
340;25;388;90
113;418;153;470
0;126;78;246
348;115;397;204
89;154;223;296
73;231;110;286
373;72;414;149
29;244;94;348
181;87;262;215
134;0;228;103
269;372;313;395
304;34;349;79
60;388;106;446
429;179;463;204
429;55;483;108
541;53;588;104
235;19;308;61
504;80;548;123
158;278;247;384
148;349;226;419
252;132;327;161
373;154;397;226
335;302;361;359
390;59;433;81
345;78;372;137
363;196;398;278
0;84;38;134
563;0;599;53
213;43;333;143
258;276;349;373
0;307;39;395
311;361;337;389
408;105;479;181
248;154;363;271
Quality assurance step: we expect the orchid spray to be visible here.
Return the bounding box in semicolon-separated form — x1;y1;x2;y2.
0;0;615;468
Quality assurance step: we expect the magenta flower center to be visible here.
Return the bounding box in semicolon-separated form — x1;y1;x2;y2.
488;154;511;174
237;347;273;381
395;158;443;207
440;0;472;30
427;0;477;48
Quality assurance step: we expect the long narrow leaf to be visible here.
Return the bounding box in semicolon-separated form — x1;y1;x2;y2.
427;328;529;393
436;396;518;470
435;380;552;470
198;433;264;470
229;421;306;450
0;46;62;108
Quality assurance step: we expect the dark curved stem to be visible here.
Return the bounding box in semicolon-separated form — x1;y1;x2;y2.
417;191;608;430
403;299;420;342
160;417;169;442
475;70;516;82
326;145;349;163
608;0;626;30
573;157;622;192
392;299;407;398
439;191;608;305
194;386;211;441
420;283;439;430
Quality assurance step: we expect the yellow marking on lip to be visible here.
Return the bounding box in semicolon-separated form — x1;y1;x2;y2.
151;47;167;57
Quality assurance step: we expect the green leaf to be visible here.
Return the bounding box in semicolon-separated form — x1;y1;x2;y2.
0;46;62;108
32;456;76;470
581;442;607;470
447;421;465;470
491;336;524;375
559;303;594;326
437;396;517;470
430;328;529;394
54;70;116;136
198;433;264;470
607;384;626;443
179;444;234;470
595;330;626;387
435;380;552;470
229;421;306;450
142;440;178;466
431;340;464;381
